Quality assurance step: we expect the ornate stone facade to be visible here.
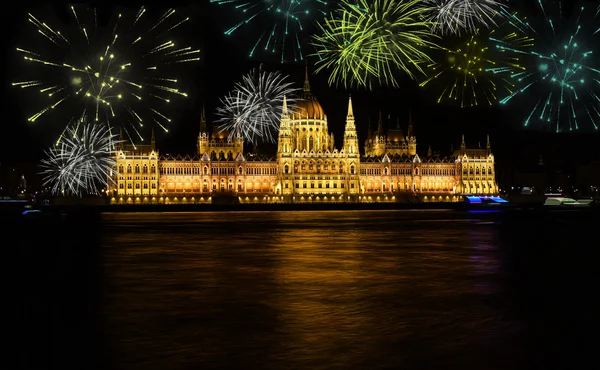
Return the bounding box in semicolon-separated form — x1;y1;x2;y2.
111;73;498;204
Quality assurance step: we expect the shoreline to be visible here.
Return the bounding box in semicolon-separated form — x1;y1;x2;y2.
23;202;600;214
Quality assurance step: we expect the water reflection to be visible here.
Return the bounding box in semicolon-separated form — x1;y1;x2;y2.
17;209;599;369
96;211;521;369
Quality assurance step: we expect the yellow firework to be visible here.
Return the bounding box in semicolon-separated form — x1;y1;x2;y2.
13;6;200;146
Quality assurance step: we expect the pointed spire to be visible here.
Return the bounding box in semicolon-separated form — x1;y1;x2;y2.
428;144;432;157
199;105;207;134
407;110;414;137
396;116;401;129
282;95;288;116
347;94;354;118
303;62;311;99
119;127;124;150
486;134;491;149
461;134;466;149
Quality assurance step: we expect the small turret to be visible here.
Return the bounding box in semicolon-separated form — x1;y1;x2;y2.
427;145;432;157
119;127;124;151
407;111;414;138
377;111;384;136
199;105;207;134
330;132;335;151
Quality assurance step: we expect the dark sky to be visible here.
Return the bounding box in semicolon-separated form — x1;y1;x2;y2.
2;0;600;169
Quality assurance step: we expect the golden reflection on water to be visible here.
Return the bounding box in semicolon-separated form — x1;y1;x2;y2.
99;211;517;369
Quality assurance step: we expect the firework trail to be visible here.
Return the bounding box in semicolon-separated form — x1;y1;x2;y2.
40;121;120;197
420;7;535;107
215;66;301;144
210;0;328;63
312;0;440;89
13;6;200;146
495;1;600;132
424;0;509;36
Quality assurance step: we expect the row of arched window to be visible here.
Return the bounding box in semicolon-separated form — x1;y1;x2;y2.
158;166;278;176
462;167;493;176
118;164;156;174
286;161;356;174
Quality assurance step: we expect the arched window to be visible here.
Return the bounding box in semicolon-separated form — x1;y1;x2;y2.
143;164;148;174
203;166;208;175
309;162;314;171
309;136;314;151
384;167;388;175
238;166;243;175
350;165;355;174
135;164;140;174
118;165;124;173
126;164;132;174
284;165;289;174
227;151;233;160
150;165;156;174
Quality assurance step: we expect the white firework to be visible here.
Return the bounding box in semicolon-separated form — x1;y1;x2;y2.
40;122;120;197
425;0;508;36
215;65;300;144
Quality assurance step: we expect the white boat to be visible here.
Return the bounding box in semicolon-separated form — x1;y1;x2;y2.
544;197;593;207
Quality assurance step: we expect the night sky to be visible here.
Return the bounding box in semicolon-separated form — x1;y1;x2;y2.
2;0;600;171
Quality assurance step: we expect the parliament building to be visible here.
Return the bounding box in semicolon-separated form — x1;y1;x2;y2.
111;73;498;204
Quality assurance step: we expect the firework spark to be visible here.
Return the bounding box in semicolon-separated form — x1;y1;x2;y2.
215;66;300;144
420;9;534;107
40;121;120;197
210;0;328;63
312;0;440;89
13;6;200;146
424;0;508;36
496;1;600;132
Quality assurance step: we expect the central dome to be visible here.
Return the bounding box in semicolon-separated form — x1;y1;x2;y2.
291;68;325;121
294;96;325;120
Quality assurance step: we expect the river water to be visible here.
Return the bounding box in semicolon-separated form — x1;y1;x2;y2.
15;210;599;369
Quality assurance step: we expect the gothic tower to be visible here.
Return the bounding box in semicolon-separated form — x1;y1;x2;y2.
343;95;361;200
197;106;209;155
407;111;417;156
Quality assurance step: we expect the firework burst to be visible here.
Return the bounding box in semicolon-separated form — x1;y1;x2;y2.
424;0;509;36
420;9;534;107
40;121;120;197
13;6;200;146
312;0;440;89
210;0;328;63
496;1;600;132
215;66;300;144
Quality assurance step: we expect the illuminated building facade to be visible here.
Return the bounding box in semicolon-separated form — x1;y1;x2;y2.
111;73;498;204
